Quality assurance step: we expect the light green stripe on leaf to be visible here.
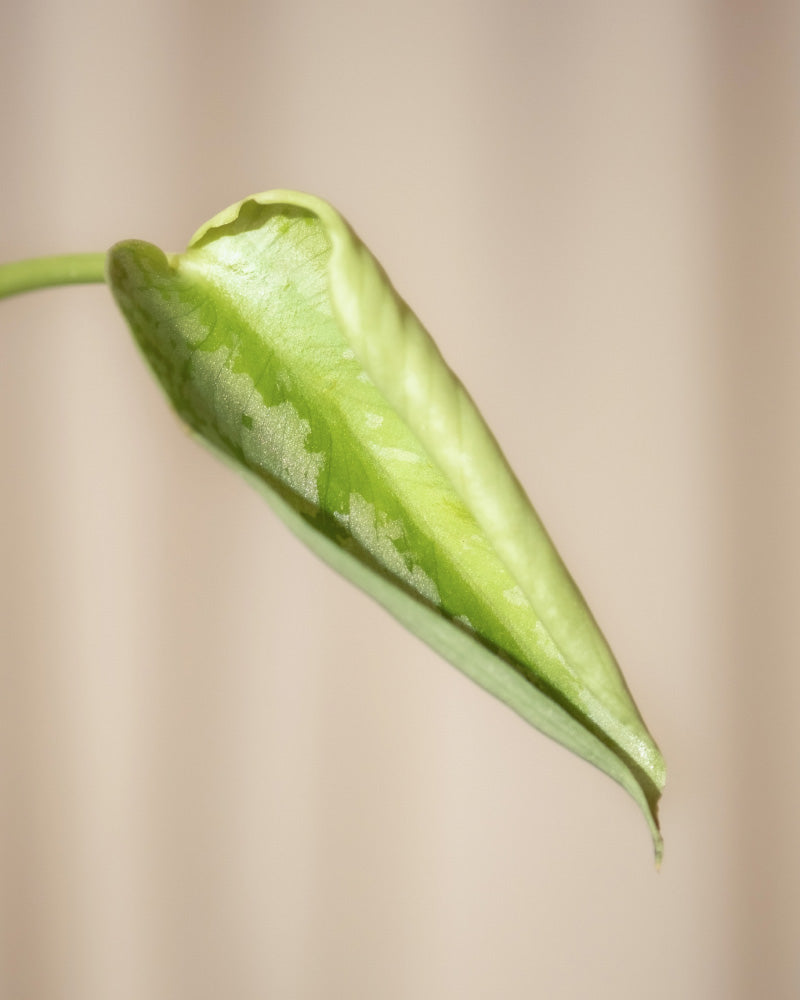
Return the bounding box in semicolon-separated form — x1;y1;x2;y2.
107;190;665;862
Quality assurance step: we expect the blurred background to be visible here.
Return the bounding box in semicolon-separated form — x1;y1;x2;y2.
1;1;798;997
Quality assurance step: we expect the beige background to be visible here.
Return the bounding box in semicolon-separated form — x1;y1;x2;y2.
1;1;799;998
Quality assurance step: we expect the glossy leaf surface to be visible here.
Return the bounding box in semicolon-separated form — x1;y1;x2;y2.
107;190;664;860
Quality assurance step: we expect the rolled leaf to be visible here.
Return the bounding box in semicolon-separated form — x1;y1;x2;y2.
107;190;665;860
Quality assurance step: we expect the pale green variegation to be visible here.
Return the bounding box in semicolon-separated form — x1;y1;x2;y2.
102;191;664;860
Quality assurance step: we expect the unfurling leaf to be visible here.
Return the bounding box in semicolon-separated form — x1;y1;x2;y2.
107;190;665;861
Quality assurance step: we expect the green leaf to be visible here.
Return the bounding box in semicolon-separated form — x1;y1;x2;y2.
107;190;665;861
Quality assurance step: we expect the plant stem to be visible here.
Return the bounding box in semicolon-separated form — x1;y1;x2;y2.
0;253;107;300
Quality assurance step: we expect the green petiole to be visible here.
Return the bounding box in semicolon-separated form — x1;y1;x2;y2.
0;252;107;300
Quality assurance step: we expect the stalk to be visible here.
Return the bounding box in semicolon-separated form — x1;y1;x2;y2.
0;253;106;300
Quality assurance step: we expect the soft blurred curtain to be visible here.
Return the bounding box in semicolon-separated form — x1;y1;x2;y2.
1;2;798;998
